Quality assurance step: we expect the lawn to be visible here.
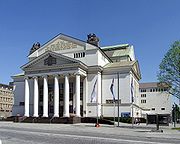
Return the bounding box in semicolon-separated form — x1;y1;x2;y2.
172;127;180;130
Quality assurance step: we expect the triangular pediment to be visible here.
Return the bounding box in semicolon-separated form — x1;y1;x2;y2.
29;33;86;58
22;51;84;71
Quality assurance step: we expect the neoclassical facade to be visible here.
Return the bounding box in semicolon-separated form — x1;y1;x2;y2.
12;33;141;118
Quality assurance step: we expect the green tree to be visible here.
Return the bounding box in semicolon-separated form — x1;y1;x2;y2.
158;41;180;99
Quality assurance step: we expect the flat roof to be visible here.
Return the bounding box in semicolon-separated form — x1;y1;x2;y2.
101;44;129;51
0;83;12;89
139;82;169;89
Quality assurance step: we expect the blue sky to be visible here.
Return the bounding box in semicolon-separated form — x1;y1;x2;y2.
0;0;180;85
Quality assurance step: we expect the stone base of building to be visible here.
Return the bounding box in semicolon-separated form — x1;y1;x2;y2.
13;116;81;124
8;116;114;125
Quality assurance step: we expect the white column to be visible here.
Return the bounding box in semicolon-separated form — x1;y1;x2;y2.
63;75;69;117
24;77;29;117
43;76;48;117
54;75;59;117
75;74;81;117
83;77;87;117
33;76;39;117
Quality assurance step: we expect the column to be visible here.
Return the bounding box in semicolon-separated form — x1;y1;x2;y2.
24;77;29;117
63;75;69;117
54;75;59;117
43;76;48;117
33;76;39;117
75;74;81;117
83;77;87;117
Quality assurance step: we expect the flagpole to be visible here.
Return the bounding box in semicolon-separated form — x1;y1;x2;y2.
117;73;120;127
96;98;99;126
113;101;115;127
131;78;134;128
96;78;99;127
132;103;134;127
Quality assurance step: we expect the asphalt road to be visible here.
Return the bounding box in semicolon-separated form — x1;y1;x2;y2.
0;122;179;144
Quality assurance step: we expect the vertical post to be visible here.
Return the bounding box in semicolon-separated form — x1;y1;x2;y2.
97;72;101;117
156;114;159;130
114;102;115;126
132;104;134;127
24;77;29;117
75;74;80;117
33;76;39;117
117;73;120;127
83;77;87;117
43;76;48;117
54;75;59;117
63;75;69;117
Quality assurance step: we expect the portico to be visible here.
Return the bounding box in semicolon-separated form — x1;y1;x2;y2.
24;73;85;118
21;50;88;118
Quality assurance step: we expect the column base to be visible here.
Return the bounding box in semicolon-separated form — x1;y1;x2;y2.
24;114;29;117
75;114;81;117
42;115;48;117
53;114;59;117
33;114;39;117
63;113;69;117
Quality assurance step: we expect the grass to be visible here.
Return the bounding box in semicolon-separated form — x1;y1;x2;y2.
172;127;180;130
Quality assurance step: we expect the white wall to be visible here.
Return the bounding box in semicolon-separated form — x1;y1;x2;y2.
12;79;25;116
103;106;131;117
101;73;133;117
120;73;131;103
139;89;171;115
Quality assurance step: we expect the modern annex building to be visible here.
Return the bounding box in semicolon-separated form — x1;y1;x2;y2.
12;33;141;118
139;82;171;118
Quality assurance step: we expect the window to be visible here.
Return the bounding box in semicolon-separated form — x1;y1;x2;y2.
141;94;146;97
140;89;146;92
106;99;121;104
152;108;155;110
74;52;85;58
161;108;165;110
141;100;146;103
19;102;24;106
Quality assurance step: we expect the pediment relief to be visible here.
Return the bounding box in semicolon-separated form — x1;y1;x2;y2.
44;38;78;52
22;52;79;70
37;34;86;55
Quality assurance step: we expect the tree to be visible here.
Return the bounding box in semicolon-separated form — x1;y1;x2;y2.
158;41;180;99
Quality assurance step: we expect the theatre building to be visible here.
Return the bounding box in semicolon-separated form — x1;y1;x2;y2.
12;33;141;119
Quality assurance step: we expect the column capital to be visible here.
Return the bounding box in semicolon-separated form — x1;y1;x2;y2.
97;71;101;75
52;74;59;77
63;73;70;77
32;76;38;79
42;75;48;78
24;76;29;80
74;72;81;76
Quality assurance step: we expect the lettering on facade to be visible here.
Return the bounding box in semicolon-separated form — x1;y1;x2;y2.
45;39;77;52
44;55;56;66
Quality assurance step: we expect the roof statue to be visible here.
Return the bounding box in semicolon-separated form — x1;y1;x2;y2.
87;33;99;47
29;42;41;55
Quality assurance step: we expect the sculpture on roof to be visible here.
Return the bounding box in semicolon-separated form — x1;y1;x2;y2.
87;33;99;47
29;42;41;55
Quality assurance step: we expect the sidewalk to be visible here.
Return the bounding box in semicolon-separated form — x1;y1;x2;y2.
74;121;180;130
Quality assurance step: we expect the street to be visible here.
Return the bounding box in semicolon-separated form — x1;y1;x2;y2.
0;122;180;144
